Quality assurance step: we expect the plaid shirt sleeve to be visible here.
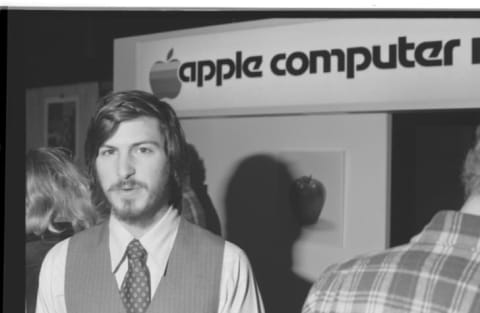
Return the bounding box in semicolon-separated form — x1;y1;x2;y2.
301;211;480;313
302;263;343;313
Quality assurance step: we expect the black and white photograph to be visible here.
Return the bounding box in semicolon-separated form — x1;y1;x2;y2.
4;4;480;313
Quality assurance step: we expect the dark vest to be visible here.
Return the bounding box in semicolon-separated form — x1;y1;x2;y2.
65;218;224;313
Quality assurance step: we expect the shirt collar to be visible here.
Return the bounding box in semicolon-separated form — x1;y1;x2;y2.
109;206;181;273
410;210;480;250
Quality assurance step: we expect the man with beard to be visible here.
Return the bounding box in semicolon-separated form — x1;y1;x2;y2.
36;90;265;313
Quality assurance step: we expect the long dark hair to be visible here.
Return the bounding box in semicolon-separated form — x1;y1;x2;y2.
84;90;188;216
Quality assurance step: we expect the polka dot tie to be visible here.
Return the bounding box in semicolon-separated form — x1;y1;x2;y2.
120;239;151;313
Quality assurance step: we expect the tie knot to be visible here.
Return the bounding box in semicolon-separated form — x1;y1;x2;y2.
126;239;147;261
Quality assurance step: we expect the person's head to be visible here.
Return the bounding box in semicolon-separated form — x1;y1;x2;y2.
26;147;97;236
84;90;188;224
462;125;480;198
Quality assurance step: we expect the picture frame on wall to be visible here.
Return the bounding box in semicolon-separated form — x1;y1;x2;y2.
44;96;79;158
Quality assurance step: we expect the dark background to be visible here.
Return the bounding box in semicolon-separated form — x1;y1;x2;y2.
4;9;480;313
391;111;479;246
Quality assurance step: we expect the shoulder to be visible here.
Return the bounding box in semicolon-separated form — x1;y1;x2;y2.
38;224;107;282
67;222;108;251
310;245;408;292
304;255;370;310
181;220;253;270
70;222;106;241
183;219;225;246
222;240;254;276
43;237;70;261
223;241;249;262
38;237;70;278
334;243;409;271
36;238;70;309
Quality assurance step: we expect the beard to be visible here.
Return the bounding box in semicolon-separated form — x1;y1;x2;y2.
110;192;169;227
106;179;170;226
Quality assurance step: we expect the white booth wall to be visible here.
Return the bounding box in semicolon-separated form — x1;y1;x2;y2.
181;113;389;280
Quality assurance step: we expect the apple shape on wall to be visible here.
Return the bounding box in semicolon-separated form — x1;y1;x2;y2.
149;48;182;99
276;150;345;247
290;175;326;226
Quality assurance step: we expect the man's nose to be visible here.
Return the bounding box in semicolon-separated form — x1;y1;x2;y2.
117;152;135;179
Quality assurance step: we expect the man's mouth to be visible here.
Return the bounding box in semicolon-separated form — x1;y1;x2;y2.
120;185;136;191
109;181;146;195
114;187;142;199
118;185;140;192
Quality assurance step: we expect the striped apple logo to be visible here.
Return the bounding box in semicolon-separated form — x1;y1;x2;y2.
149;48;182;99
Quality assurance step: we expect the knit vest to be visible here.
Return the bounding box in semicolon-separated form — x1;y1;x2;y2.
65;218;224;313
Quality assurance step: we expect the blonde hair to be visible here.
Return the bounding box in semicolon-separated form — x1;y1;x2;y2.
462;125;480;197
26;147;98;235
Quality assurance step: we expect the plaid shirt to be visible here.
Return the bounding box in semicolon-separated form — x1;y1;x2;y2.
302;211;480;313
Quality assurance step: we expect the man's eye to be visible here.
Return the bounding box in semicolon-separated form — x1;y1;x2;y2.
138;147;153;154
99;149;115;156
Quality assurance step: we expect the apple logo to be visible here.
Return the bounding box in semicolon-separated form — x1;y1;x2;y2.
149;48;182;99
289;175;326;226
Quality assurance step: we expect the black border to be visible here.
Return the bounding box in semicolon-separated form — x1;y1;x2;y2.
5;9;26;313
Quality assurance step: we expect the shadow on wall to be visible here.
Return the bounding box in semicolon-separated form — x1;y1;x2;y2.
184;143;222;236
224;154;312;313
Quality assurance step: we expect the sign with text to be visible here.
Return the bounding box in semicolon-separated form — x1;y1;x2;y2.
114;19;480;117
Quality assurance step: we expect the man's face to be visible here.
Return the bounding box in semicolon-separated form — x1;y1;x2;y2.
95;116;170;224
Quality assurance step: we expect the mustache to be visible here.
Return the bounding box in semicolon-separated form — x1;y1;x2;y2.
108;179;147;192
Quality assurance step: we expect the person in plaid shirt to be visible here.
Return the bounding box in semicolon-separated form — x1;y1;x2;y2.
302;125;480;313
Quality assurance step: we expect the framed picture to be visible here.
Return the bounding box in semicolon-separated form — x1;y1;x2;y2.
44;96;79;157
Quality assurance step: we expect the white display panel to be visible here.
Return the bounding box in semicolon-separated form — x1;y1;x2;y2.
181;113;390;279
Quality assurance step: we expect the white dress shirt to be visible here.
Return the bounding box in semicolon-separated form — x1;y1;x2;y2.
35;207;265;313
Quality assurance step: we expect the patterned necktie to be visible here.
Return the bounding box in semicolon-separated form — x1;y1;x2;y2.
120;239;151;313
